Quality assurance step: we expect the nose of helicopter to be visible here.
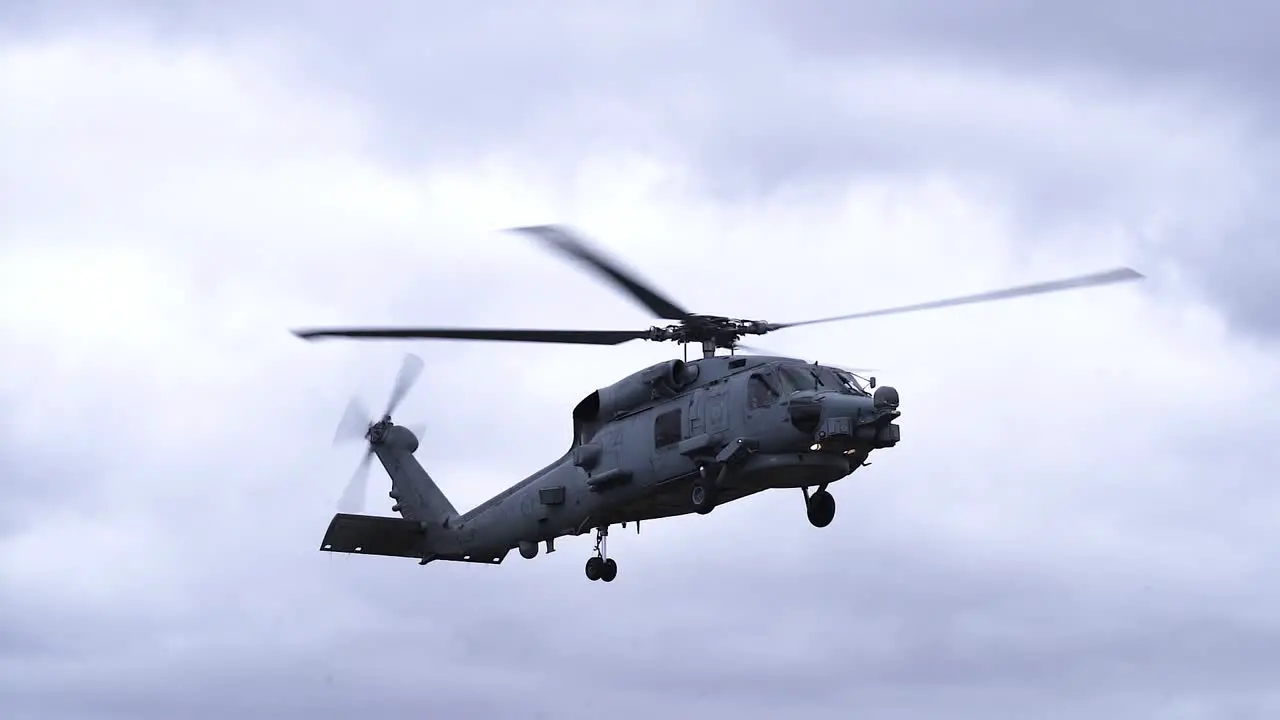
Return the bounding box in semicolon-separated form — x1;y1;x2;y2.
820;393;877;427
790;388;901;451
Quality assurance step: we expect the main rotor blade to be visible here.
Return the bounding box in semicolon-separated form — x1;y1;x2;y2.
384;354;424;418
509;225;691;320
293;327;651;346
772;267;1144;330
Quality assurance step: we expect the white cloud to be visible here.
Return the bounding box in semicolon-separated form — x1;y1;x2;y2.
2;23;1278;719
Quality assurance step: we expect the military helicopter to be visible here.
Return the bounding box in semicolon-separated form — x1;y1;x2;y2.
294;225;1143;582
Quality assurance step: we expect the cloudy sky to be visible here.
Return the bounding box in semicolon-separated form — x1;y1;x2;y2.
3;1;1280;718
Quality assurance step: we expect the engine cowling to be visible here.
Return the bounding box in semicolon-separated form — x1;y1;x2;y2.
572;359;700;423
643;359;699;392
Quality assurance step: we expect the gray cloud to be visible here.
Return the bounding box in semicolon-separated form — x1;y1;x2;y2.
762;0;1280;102
8;0;1266;339
3;4;1280;720
750;0;1280;341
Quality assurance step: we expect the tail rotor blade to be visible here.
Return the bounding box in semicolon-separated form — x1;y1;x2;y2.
330;355;426;515
383;354;424;418
337;450;374;514
334;398;372;445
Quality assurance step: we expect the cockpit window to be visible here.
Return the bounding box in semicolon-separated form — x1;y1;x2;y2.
777;365;819;392
811;366;863;395
777;363;868;396
748;374;779;408
832;369;868;395
814;367;842;391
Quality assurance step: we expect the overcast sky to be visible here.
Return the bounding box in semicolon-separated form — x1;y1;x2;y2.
3;2;1279;718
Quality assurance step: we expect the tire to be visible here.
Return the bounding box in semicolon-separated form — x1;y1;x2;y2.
691;480;717;515
806;490;836;528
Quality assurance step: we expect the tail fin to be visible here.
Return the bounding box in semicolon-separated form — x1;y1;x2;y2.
373;424;459;527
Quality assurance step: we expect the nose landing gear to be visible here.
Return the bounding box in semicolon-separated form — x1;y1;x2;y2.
585;526;617;582
802;484;836;528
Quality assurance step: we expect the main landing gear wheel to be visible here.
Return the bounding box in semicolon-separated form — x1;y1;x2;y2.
585;526;618;582
691;480;717;515
585;556;604;581
806;489;836;528
691;463;723;515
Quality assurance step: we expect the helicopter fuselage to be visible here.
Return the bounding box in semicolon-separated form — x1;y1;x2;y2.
349;353;901;566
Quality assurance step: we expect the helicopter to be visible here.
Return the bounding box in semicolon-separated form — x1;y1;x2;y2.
294;225;1143;582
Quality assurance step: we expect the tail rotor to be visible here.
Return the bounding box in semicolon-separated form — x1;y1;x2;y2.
332;353;426;514
334;397;373;444
337;451;376;514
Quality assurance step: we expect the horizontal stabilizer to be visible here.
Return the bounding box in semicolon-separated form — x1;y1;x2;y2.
318;513;508;565
320;513;427;558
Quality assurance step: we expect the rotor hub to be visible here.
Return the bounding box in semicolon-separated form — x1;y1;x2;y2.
366;416;392;444
652;316;776;349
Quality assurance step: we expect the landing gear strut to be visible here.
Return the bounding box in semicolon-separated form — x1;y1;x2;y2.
690;439;755;514
802;484;836;528
585;526;618;582
691;462;726;515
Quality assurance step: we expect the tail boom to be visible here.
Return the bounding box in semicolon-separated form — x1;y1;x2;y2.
320;423;503;565
370;424;459;527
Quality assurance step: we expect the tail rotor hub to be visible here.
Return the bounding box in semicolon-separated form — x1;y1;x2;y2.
366;416;392;444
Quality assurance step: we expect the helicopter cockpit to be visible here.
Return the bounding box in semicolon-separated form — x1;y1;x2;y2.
774;363;869;397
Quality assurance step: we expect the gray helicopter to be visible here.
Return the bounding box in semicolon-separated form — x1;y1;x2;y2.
294;225;1143;582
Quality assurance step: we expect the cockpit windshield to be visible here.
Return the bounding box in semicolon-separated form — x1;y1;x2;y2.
776;364;820;392
775;363;867;396
830;369;868;395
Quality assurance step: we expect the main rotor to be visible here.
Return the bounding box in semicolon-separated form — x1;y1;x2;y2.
646;315;775;356
291;224;1144;359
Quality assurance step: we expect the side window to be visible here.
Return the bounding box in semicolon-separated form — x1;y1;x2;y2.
748;374;779;409
654;409;682;448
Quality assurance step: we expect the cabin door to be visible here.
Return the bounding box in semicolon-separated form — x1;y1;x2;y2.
688;389;705;437
649;404;685;482
598;423;624;473
704;381;729;436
